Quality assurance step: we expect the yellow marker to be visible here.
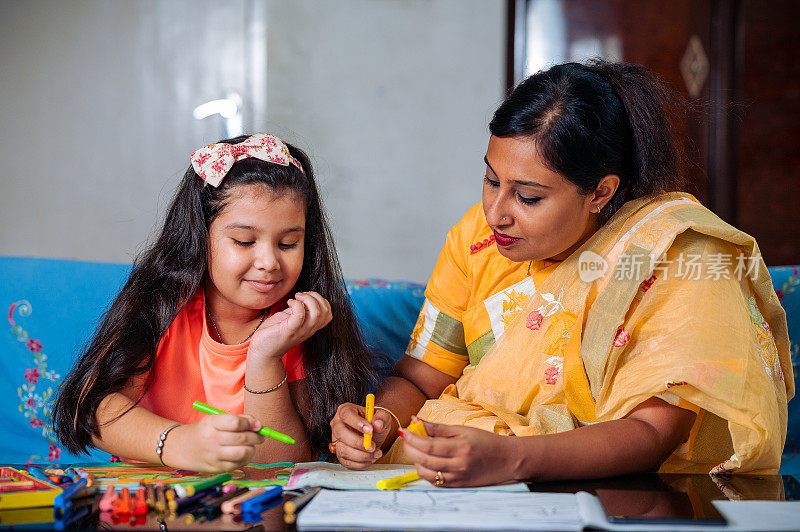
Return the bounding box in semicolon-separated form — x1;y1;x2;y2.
376;471;421;490
363;394;375;450
406;419;428;437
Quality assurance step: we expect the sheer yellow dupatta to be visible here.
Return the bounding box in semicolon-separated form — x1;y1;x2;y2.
387;193;792;474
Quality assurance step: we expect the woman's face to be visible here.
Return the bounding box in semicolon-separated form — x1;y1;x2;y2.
482;135;616;263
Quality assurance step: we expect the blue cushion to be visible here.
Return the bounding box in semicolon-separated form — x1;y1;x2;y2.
0;257;425;463
1;257;130;463
770;266;800;454
345;278;425;376
1;256;797;470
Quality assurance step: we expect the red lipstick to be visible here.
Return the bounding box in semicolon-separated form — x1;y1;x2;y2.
493;230;521;247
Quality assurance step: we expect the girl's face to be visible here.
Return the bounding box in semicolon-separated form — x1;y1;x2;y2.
482;135;615;262
205;184;306;315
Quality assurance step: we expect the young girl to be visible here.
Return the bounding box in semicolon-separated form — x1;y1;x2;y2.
53;133;375;471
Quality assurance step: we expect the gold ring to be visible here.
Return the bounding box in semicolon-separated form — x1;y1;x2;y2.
328;440;339;454
434;470;445;487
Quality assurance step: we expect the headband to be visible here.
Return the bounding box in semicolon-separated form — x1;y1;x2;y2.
190;133;303;187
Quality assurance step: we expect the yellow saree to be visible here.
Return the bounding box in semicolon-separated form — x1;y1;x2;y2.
387;193;793;474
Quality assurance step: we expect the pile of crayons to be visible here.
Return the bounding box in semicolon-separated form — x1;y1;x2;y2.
26;465;94;489
95;473;283;525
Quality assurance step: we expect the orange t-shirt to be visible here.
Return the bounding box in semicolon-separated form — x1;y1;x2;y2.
139;290;305;424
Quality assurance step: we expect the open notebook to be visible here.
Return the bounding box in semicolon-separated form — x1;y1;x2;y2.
297;490;800;531
286;462;528;491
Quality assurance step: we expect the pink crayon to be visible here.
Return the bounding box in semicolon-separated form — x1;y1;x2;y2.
99;486;118;512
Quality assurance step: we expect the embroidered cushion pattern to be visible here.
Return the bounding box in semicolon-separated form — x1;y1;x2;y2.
8;300;62;463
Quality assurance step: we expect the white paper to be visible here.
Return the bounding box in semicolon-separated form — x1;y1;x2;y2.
286;462;528;491
297;489;583;531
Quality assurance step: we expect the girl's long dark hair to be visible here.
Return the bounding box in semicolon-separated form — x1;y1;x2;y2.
490;60;686;222
52;136;376;455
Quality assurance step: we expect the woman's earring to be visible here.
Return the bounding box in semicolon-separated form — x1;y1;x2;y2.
593;205;602;214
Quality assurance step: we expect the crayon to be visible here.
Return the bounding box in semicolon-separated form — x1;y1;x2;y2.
221;487;264;514
179;489;225;523
191;401;296;444
98;486;117;512
376;470;421;490
202;487;249;517
174;473;231;497
53;476;89;517
166;488;178;512
0;480;36;491
74;467;93;487
134;488;148;515
174;486;221;513
155;483;167;512
240;485;283;515
284;486;321;524
406;419;429;436
25;466;51;484
364;393;375;450
222;482;238;495
114;487;131;515
145;483;156;508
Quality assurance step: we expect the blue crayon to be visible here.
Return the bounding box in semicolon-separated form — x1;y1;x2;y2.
240;485;283;515
26;466;52;483
53;477;88;517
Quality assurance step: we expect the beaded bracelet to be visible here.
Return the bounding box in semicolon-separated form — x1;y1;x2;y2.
156;423;181;467
243;369;287;394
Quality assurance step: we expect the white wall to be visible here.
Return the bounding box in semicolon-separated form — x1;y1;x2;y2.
0;0;505;282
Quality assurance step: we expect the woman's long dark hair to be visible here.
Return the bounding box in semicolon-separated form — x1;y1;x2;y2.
53;135;376;455
489;60;686;222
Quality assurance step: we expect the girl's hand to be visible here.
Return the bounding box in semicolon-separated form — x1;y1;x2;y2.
168;414;266;473
248;292;332;361
400;419;520;488
329;402;393;469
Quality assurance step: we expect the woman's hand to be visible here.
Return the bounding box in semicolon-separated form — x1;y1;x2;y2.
329;402;394;469
400;419;520;488
248;292;332;361
166;414;266;473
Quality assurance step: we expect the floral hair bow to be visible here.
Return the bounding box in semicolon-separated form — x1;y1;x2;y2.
190;133;303;187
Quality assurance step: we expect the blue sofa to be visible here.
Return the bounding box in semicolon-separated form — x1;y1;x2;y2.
1;257;798;477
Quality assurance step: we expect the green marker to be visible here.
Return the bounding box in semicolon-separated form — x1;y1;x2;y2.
192;401;296;445
174;472;231;497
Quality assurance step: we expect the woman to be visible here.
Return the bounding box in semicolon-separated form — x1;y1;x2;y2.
329;61;793;487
